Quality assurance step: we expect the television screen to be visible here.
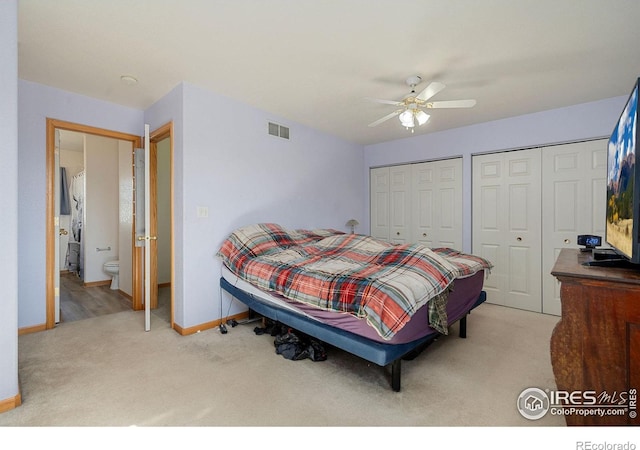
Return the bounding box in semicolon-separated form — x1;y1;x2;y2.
606;79;638;262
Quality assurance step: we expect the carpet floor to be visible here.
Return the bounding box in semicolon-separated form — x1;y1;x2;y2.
2;302;585;445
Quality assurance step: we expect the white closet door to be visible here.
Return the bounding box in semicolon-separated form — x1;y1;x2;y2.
412;158;463;250
473;149;542;311
541;139;607;315
412;162;435;247
389;165;411;244
370;166;390;241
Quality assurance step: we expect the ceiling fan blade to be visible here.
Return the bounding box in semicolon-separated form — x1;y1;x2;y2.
368;110;402;127
426;99;477;109
416;82;446;101
365;97;403;106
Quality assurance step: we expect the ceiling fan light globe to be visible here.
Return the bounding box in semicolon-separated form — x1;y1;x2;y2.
416;110;429;125
399;110;414;127
399;109;412;121
400;117;415;128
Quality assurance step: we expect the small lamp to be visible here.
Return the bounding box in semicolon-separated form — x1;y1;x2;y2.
346;219;359;234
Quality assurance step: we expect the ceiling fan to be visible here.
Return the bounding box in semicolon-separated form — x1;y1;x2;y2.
367;75;476;131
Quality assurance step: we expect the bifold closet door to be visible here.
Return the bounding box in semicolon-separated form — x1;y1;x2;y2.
371;159;462;247
369;165;412;244
541;139;607;315
412;158;463;250
389;165;412;244
472;149;542;312
370;166;390;241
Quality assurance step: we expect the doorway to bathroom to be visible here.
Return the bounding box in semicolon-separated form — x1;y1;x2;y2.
45;119;174;329
54;127;137;323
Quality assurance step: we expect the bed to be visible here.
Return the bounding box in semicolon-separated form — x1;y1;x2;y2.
217;223;492;391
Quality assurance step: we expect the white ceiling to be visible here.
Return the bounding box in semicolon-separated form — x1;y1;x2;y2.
58;129;84;152
18;0;640;146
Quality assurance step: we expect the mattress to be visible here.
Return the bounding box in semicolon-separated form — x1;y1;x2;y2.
221;264;485;345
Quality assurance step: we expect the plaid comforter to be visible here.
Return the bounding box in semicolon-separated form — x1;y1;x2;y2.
217;223;492;340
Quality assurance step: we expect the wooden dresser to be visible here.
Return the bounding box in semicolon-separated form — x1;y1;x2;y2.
551;248;640;426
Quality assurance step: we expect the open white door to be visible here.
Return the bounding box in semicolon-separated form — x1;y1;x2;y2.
135;124;153;331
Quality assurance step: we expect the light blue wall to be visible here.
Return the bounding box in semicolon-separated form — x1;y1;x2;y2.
17;81;144;328
147;82;365;328
0;0;19;406
12;72;630;332
363;96;628;253
17;78;364;331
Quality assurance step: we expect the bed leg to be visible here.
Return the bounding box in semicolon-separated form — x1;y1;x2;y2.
459;315;467;339
391;359;401;392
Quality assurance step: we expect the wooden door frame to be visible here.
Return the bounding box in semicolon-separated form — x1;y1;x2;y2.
45;119;141;329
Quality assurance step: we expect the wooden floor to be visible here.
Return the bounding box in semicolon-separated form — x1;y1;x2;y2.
59;272;171;324
59;272;132;322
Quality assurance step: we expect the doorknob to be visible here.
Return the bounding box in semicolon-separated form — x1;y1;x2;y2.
59;228;68;236
137;236;157;241
516;237;522;241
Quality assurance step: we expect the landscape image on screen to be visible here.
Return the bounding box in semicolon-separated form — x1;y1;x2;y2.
606;84;637;258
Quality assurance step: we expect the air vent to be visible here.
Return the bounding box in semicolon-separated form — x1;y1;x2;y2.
268;122;290;140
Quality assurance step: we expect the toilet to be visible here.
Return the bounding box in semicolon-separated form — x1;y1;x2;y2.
103;260;119;290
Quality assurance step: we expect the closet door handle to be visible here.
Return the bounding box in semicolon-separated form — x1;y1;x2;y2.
516;236;523;242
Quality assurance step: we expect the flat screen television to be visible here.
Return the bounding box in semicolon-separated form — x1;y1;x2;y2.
605;77;640;266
